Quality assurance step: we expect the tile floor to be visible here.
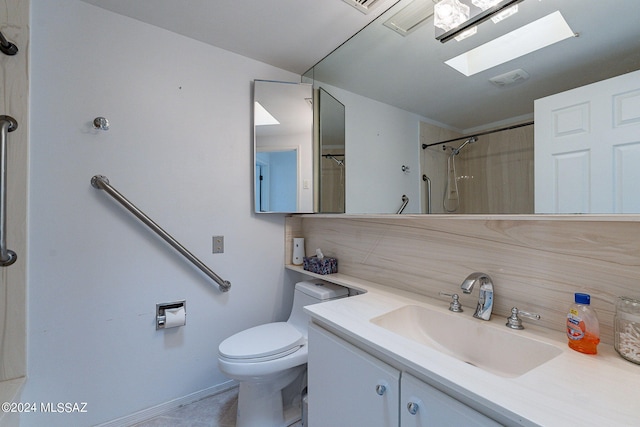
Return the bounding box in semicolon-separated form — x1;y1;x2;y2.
132;387;303;427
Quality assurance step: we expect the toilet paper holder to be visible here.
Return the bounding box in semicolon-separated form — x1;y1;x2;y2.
156;300;186;330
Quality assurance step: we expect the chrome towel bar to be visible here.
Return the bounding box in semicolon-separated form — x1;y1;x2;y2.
0;116;17;267
91;175;231;292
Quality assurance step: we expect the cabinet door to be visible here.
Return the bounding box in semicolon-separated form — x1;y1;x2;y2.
308;323;400;427
401;373;501;427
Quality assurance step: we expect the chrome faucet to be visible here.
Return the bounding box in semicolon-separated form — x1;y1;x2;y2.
460;272;494;320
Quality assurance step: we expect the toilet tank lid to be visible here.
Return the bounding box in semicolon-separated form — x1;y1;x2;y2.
295;280;348;300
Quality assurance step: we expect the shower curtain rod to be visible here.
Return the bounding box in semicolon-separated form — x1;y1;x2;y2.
421;121;534;149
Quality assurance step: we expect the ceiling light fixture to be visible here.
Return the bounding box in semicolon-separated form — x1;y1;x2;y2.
454;26;477;41
471;0;519;22
434;0;524;43
434;0;470;33
471;0;501;9
490;4;518;23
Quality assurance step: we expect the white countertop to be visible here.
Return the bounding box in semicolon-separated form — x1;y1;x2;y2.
294;267;640;426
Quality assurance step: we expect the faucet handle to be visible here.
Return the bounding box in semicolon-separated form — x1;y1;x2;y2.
505;307;541;330
439;292;463;312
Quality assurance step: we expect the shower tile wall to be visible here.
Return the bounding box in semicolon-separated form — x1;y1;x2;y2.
458;125;534;214
0;0;28;384
420;121;534;214
420;122;461;214
320;148;345;213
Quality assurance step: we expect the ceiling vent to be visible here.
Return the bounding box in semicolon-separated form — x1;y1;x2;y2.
342;0;384;14
384;0;436;36
489;69;530;87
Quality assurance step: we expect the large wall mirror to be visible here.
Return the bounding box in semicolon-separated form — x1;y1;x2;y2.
254;80;314;213
303;0;640;214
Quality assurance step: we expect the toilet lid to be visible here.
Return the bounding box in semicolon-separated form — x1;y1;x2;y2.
219;322;305;361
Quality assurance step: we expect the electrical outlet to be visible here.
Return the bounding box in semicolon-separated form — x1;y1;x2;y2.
212;235;224;254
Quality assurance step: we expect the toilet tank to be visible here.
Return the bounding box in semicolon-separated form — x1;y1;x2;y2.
287;280;348;334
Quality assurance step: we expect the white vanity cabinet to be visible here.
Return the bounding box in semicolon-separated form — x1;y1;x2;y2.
308;323;400;427
308;323;500;427
401;372;501;427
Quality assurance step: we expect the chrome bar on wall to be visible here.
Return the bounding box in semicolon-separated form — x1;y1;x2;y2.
90;175;231;292
422;175;432;214
421;121;534;149
396;194;409;214
0;116;17;266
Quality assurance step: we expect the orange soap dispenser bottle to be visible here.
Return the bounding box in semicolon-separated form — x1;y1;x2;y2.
566;293;600;354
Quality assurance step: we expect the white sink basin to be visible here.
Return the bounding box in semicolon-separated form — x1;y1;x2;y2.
370;305;562;378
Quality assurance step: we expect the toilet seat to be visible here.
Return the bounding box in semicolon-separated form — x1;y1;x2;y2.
219;322;305;363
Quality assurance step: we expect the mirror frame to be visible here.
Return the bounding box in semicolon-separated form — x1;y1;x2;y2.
253;80;314;214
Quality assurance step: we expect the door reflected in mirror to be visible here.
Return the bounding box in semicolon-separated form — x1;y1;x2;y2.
254;80;313;213
255;148;299;212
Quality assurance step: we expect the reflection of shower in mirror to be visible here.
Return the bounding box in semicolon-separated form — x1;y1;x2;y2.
443;137;477;212
450;136;477;156
323;154;345;166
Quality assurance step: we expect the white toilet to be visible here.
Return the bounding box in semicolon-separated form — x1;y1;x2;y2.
218;280;348;427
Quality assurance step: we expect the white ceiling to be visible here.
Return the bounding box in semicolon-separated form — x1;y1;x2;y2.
79;0;640;131
79;0;400;75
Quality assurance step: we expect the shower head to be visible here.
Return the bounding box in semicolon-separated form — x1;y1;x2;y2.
325;154;345;166
451;136;477;156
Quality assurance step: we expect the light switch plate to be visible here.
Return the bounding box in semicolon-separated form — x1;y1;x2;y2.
212;235;224;253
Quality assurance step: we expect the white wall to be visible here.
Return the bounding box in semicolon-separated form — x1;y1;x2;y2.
24;1;301;425
315;84;424;214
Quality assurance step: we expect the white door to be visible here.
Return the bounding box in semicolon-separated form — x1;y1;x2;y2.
255;162;270;212
535;70;640;213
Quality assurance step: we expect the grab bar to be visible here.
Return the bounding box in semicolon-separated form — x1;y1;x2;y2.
91;175;231;292
0;116;17;266
396;194;409;214
422;175;432;214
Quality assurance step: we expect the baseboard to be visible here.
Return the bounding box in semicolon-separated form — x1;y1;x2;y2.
95;380;238;427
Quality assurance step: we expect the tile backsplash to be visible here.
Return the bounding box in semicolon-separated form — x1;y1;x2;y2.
286;215;640;345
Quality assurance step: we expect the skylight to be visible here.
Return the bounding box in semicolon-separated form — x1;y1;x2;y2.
445;11;575;76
